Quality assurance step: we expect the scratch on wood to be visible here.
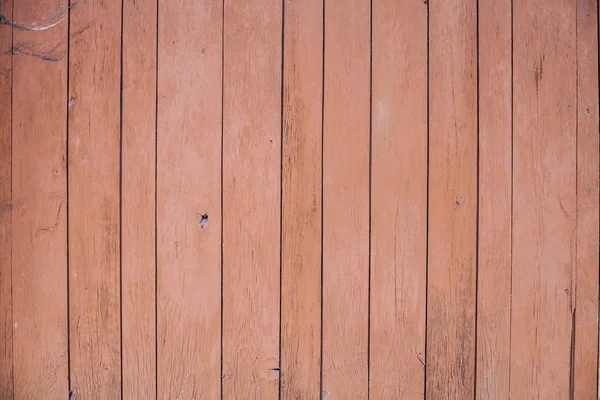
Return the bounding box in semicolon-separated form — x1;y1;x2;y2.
37;202;63;234
416;350;425;367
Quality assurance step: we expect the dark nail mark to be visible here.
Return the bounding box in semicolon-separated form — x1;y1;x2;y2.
534;54;544;91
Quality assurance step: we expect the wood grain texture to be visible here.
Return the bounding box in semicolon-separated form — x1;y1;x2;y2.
122;0;157;397
574;0;599;397
156;0;222;398
426;0;477;398
11;0;69;397
510;0;577;398
370;0;427;398
0;0;12;397
68;0;122;396
322;0;370;398
2;2;599;396
222;0;282;397
476;0;512;399
280;0;322;398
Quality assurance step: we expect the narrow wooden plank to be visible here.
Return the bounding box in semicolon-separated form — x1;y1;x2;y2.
322;0;370;398
510;0;577;398
426;0;477;398
476;0;512;398
11;0;69;397
0;0;12;397
122;0;156;397
68;0;122;396
574;0;599;397
280;0;322;397
222;0;281;397
370;0;427;398
156;0;222;398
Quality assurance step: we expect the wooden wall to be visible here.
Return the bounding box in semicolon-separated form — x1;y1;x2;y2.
0;0;598;398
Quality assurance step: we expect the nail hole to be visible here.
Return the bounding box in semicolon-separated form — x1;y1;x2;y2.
199;214;208;229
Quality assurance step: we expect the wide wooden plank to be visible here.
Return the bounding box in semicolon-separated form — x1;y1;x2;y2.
0;0;12;397
322;0;370;398
11;0;69;397
510;0;577;398
156;0;222;398
122;0;157;397
370;0;427;398
476;0;512;398
574;0;599;397
280;0;322;398
426;0;477;398
68;0;122;396
222;0;282;397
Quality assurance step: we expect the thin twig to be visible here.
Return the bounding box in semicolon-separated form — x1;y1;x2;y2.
3;26;88;62
0;14;64;31
0;0;84;31
8;42;65;62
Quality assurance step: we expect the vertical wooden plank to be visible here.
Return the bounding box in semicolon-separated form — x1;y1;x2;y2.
511;0;577;398
574;0;599;397
426;0;477;398
122;0;156;397
322;0;369;398
476;0;512;399
280;0;322;398
0;0;12;397
222;0;281;397
11;0;69;397
68;0;122;396
370;0;427;398
156;0;222;398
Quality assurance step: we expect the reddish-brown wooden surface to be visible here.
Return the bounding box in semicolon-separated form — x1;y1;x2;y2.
322;0;370;398
11;0;69;397
222;0;282;398
156;0;222;398
370;0;427;398
0;1;597;398
476;0;512;399
122;0;157;397
0;0;12;398
511;0;577;398
68;0;122;396
574;0;599;397
281;0;322;398
426;0;478;398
